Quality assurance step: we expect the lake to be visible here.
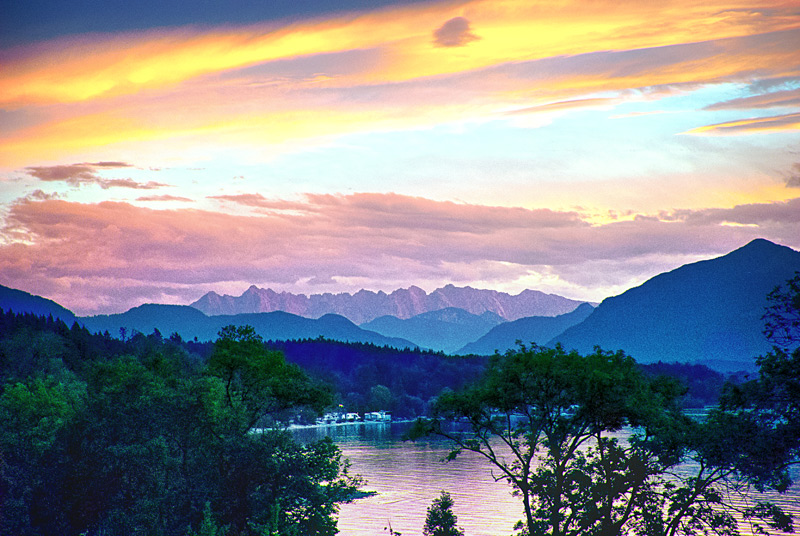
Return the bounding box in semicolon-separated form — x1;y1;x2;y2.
293;422;800;536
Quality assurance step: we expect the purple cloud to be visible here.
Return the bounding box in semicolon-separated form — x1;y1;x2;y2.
2;193;799;315
433;17;479;48
23;161;167;189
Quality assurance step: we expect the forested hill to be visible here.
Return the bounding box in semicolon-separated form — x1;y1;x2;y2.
0;285;76;324
0;308;733;417
80;304;416;348
551;239;800;371
458;303;594;355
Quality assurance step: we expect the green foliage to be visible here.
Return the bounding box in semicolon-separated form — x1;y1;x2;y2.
0;319;358;536
762;272;800;352
423;491;464;536
207;325;332;433
411;343;795;536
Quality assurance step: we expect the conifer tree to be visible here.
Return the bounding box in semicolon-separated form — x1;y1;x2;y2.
423;491;464;536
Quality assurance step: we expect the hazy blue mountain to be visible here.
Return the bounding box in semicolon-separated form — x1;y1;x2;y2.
80;304;416;347
457;303;595;355
0;284;77;324
191;284;586;323
360;307;506;353
551;239;800;371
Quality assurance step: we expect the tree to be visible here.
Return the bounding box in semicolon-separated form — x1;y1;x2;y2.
206;325;332;433
410;344;794;536
714;273;800;509
762;272;800;352
0;320;359;536
423;491;464;536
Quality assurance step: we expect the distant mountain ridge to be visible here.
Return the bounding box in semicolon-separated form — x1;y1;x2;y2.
80;305;417;347
4;238;798;371
360;307;507;353
459;303;595;355
551;239;800;371
191;284;586;324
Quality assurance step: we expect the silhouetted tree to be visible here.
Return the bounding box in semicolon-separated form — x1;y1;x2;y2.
423;491;464;536
410;343;794;536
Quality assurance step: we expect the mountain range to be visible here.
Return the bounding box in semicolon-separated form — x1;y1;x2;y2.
190;284;587;323
2;238;798;371
79;305;416;348
458;303;595;355
551;239;800;370
360;307;506;354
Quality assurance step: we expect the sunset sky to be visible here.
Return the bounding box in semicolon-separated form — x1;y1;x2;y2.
1;0;799;315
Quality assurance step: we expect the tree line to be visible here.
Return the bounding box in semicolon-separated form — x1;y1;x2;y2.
0;321;359;536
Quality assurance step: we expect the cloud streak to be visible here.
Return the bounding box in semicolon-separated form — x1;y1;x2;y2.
23;162;168;189
4;26;798;167
2;0;798;107
685;112;800;135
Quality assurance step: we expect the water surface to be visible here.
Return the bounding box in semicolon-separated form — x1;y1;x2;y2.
293;422;800;536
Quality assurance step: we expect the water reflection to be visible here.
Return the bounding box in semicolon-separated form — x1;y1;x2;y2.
293;422;799;536
296;422;522;536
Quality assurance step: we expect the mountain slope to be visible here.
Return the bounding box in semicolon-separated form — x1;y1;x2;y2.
191;284;585;323
360;307;506;353
80;305;416;347
458;303;595;355
551;239;800;370
0;284;77;324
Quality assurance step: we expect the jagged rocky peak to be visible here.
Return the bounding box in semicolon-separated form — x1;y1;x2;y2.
190;284;588;323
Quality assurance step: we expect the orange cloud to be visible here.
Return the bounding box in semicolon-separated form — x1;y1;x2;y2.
685;111;800;135
2;0;798;107
3;27;798;168
704;88;800;110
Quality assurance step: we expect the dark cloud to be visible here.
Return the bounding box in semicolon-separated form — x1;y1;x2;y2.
787;163;800;188
91;161;133;168
433;17;479;48
26;164;98;183
23;161;167;189
25;189;60;201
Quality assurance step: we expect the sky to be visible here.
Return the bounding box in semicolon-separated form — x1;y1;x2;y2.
1;0;799;316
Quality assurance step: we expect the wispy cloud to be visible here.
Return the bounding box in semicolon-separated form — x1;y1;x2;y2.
208;193;273;207
23;162;168;189
137;194;194;202
704;87;800;110
684;112;800;135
